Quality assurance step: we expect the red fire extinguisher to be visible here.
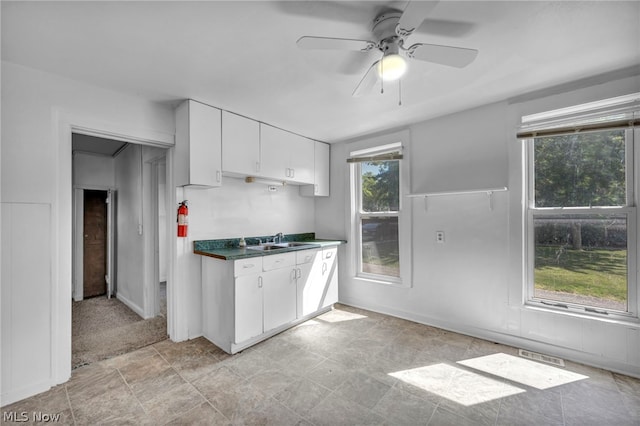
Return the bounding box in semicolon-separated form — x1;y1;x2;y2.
177;200;188;237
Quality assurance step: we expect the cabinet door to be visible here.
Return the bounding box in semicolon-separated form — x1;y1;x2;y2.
296;249;322;317
263;267;297;332
288;135;315;184
175;100;222;187
222;111;260;176
300;141;330;197
321;247;339;308
234;274;263;343
259;124;289;180
260;124;314;184
314;142;330;196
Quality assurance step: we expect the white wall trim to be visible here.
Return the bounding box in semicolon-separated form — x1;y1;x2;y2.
2;380;53;409
73;188;84;302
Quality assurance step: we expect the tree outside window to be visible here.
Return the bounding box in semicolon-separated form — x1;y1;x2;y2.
528;129;634;314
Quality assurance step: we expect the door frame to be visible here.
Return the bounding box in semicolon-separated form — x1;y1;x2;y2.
55;110;175;385
72;186;116;301
146;154;167;318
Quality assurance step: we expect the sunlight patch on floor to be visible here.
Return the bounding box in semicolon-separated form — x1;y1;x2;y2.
317;310;368;323
389;363;525;406
292;319;322;327
457;353;588;390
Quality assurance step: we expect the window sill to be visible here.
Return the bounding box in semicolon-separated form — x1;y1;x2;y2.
353;274;411;289
523;301;640;327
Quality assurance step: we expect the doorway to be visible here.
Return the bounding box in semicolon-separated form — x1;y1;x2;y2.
71;134;169;368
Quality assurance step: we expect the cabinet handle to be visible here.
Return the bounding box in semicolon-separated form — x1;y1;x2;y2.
243;264;255;269
322;262;327;275
290;269;296;282
216;170;221;182
325;252;333;259
256;162;260;172
291;168;295;178
297;268;302;279
258;276;263;288
285;168;290;177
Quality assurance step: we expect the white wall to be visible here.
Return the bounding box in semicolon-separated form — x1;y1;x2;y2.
114;145;145;315
73;152;116;189
174;177;315;340
320;74;640;378
0;61;174;405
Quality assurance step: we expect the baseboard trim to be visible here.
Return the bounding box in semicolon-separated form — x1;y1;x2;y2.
0;380;52;407
116;293;145;318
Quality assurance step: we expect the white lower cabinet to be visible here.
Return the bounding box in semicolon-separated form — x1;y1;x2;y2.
234;273;262;343
263;266;297;332
295;247;339;318
202;247;337;354
321;247;339;309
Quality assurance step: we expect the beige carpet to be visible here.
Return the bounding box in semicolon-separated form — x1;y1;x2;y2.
72;294;167;369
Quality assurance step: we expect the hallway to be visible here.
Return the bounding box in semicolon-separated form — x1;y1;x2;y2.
72;284;167;369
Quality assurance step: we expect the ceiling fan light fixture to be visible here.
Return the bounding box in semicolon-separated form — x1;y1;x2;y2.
377;53;407;81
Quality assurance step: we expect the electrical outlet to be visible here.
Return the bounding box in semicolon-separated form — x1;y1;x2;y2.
436;231;445;243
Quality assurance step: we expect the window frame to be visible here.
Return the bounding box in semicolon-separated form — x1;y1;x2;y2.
349;138;412;288
524;126;638;320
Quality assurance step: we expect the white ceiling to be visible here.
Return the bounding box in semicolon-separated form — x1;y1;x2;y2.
72;133;128;157
2;1;639;143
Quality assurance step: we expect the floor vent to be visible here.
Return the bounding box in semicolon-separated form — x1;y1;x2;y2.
519;349;565;367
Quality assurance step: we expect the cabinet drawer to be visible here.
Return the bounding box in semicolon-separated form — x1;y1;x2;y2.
296;248;320;265
262;252;295;271
234;258;262;277
323;246;337;260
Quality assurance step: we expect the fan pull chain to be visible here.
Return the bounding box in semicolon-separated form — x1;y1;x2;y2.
380;51;385;94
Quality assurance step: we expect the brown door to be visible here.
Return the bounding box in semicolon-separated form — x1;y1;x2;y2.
83;190;107;298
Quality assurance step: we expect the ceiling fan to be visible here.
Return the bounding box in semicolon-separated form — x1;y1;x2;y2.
296;1;478;97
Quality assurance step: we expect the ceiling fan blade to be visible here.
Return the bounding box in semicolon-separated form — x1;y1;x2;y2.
352;61;380;97
396;1;439;38
406;43;478;68
297;36;376;52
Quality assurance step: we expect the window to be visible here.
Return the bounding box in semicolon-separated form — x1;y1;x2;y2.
358;160;400;278
522;94;638;318
349;140;411;285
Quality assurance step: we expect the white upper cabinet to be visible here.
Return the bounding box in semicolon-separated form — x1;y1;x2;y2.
176;101;325;188
222;111;260;177
300;141;330;197
260;124;314;184
175;100;222;187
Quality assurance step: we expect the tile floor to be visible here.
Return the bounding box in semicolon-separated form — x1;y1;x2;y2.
2;304;639;425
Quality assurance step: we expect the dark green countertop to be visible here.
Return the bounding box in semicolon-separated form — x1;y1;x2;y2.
193;233;346;260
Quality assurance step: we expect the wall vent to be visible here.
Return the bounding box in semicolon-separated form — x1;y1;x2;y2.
519;349;565;367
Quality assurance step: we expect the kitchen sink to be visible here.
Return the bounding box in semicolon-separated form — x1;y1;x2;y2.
246;244;286;251
246;242;317;251
274;242;314;248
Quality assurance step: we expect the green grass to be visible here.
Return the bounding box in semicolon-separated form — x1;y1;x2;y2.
535;246;627;301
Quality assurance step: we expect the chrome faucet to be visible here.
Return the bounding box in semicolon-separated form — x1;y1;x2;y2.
275;232;284;244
